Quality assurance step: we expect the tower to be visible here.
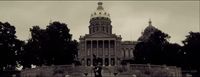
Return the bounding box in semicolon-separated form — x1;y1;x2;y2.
89;2;112;34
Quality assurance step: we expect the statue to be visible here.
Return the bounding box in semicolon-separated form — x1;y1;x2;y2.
94;63;102;77
93;54;102;77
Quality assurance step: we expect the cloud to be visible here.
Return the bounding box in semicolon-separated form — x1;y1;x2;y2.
0;1;199;44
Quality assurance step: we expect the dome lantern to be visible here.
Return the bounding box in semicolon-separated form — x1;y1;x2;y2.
90;2;110;19
97;2;104;10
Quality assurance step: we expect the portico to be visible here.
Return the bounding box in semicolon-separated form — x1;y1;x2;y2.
85;39;116;66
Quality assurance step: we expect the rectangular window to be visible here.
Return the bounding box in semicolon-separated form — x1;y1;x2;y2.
92;41;97;48
87;41;91;48
111;58;115;66
98;41;103;48
87;50;90;56
110;40;115;48
104;41;108;48
87;59;91;66
106;28;108;33
105;58;109;66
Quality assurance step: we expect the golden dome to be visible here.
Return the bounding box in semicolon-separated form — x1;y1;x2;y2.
90;2;110;19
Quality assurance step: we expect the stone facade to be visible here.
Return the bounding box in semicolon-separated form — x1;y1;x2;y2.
78;2;137;67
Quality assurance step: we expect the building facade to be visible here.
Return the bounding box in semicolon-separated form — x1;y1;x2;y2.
20;2;183;77
78;2;137;66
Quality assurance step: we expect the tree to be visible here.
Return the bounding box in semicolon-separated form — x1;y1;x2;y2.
45;22;78;65
162;43;182;66
182;32;200;70
20;26;46;68
146;30;169;64
21;21;78;68
0;22;23;71
134;29;182;65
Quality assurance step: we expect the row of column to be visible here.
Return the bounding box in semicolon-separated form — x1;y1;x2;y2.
122;48;134;59
84;40;117;66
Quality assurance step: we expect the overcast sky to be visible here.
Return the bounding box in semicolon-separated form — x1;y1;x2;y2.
0;1;199;45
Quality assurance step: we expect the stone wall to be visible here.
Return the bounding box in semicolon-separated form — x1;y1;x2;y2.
20;64;182;77
117;64;182;77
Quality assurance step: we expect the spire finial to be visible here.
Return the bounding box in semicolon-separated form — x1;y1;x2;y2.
97;2;104;10
149;18;152;26
98;2;103;5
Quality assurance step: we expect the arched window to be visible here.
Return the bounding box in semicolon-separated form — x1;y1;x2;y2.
93;27;95;33
96;27;99;31
102;26;105;31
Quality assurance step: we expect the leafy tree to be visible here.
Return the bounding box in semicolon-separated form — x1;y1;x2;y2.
21;21;78;68
0;22;23;71
182;32;200;70
45;22;78;65
134;29;182;65
135;30;169;64
20;26;46;68
162;43;182;66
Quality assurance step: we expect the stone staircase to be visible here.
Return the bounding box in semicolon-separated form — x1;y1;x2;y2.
21;64;182;77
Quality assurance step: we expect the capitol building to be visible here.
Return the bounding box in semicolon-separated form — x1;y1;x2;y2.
20;2;183;77
78;2;137;66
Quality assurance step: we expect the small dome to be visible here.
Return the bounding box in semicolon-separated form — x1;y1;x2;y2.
144;25;157;33
143;20;158;34
91;2;110;19
138;20;159;42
